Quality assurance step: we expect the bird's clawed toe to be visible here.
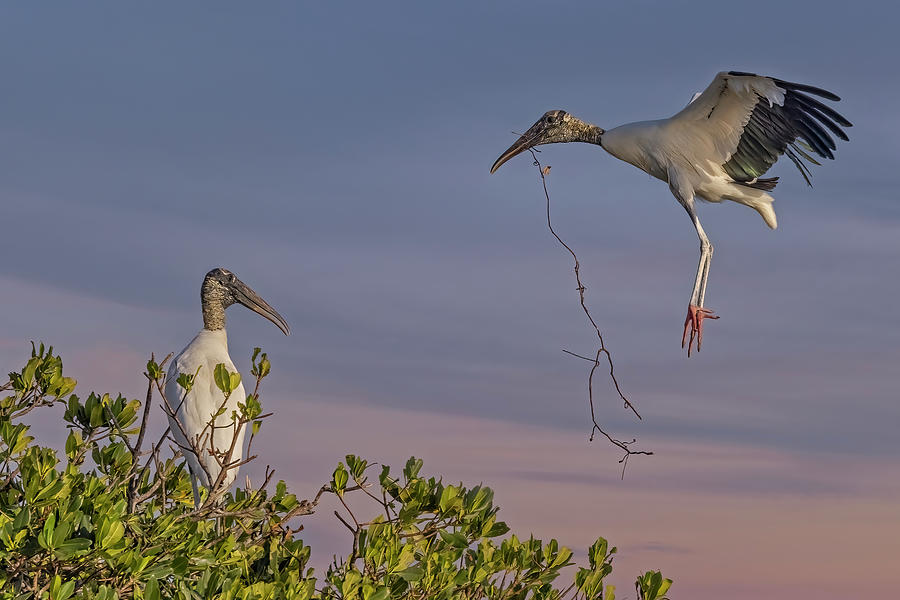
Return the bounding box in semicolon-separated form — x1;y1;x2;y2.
681;305;719;357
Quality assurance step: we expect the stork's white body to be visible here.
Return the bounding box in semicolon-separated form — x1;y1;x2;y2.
164;329;247;500
602;80;782;230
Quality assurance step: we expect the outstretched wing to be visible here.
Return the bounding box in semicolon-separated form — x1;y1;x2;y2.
670;71;851;187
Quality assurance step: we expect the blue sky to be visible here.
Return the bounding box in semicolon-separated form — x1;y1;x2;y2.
2;2;898;597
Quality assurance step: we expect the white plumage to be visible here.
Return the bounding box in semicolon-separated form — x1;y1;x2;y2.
165;329;247;495
595;74;805;231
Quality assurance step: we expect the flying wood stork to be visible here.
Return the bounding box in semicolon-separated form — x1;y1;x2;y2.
164;268;289;507
491;71;851;355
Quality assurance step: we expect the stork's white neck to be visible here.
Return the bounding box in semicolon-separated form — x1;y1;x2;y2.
174;328;229;368
194;328;228;342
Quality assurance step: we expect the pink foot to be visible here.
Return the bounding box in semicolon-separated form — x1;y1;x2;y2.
681;305;719;357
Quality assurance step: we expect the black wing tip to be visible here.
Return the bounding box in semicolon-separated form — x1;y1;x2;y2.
723;71;850;186
786;148;814;187
773;77;842;102
790;90;853;130
728;72;844;103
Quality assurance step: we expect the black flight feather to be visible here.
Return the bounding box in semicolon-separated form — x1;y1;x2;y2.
772;78;841;102
790;91;853;128
721;72;849;187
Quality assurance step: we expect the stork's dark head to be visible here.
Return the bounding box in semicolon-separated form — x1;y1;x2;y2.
490;110;604;173
201;268;290;335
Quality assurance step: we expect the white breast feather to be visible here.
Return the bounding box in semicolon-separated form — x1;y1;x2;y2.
164;329;246;489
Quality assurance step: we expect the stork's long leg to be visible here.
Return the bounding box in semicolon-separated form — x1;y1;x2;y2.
681;202;718;356
688;239;706;306
696;218;713;307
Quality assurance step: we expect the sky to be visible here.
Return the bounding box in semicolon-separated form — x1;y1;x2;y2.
1;1;899;597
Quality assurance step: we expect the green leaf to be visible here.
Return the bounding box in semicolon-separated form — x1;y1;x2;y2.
64;431;81;458
55;538;91;559
333;463;349;496
346;454;359;475
101;520;125;549
214;364;237;397
341;569;362;598
176;372;194;392
403;457;423;480
637;571;672;600
13;508;30;530
146;358;162;381
439;530;469;548
397;566;423;582
439;484;460;513
394;545;416;571
56;579;76;600
22;356;40;389
40;512;57;549
51;517;73;548
145;578;160;600
171;554;189;575
367;587;390;600
256;354;271;378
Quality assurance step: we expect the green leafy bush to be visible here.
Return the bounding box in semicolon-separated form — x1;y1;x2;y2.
0;343;672;599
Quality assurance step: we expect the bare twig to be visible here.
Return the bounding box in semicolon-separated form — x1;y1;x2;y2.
528;150;652;475
0;466;21;491
135;353;172;457
128;352;171;512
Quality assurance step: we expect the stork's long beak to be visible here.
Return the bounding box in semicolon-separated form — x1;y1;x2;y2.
230;278;291;336
490;116;554;174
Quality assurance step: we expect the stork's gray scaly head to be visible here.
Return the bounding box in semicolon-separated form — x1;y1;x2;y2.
201;267;290;335
491;110;604;173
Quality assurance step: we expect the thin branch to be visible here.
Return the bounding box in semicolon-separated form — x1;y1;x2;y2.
134;352;172;457
128;352;172;513
0;466;21;491
155;377;216;495
333;509;356;534
102;404;135;456
528;150;652;474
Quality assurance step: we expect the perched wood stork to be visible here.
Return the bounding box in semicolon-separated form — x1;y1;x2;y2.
491;71;851;355
164;268;289;507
